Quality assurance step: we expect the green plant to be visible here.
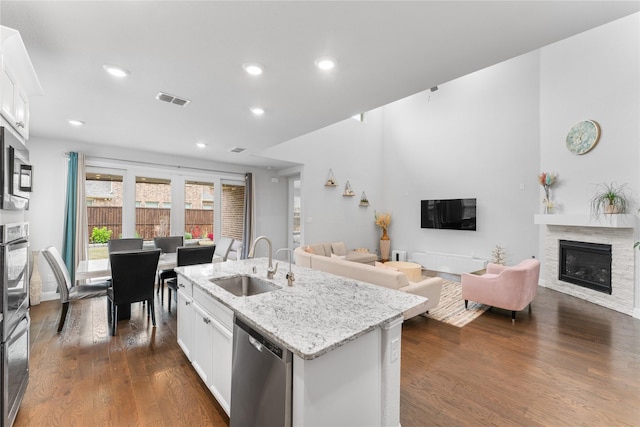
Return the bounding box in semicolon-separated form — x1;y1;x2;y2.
90;226;112;244
590;182;629;217
184;232;192;240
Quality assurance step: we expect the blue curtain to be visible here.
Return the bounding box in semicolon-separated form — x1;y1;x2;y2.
62;152;78;283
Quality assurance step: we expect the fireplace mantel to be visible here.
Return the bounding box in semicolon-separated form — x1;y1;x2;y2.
534;214;636;229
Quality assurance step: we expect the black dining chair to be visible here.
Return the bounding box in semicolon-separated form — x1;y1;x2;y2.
153;236;183;303
107;238;143;253
107;249;161;336
42;246;110;332
167;245;216;312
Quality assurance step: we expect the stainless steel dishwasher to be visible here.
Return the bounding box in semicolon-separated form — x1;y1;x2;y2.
230;317;293;427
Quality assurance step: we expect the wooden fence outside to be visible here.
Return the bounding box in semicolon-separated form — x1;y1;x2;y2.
88;207;214;241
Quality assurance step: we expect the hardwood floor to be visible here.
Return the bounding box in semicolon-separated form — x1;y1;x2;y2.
15;286;640;426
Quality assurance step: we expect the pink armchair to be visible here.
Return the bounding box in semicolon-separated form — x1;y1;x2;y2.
461;259;540;323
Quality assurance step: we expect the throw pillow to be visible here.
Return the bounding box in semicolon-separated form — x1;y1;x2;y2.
332;242;347;256
304;245;314;254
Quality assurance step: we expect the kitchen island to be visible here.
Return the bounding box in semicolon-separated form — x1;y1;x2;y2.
175;257;428;427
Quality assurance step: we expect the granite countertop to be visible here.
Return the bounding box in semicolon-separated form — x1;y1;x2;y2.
175;257;427;360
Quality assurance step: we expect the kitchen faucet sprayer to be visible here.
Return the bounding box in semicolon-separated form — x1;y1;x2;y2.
275;248;295;287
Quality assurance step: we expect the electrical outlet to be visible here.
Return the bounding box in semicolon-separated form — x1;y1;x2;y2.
391;338;400;362
46;274;54;283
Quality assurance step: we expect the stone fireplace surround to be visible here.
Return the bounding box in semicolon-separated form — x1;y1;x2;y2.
534;214;637;317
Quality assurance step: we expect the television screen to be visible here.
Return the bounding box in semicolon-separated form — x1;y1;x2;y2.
421;198;476;230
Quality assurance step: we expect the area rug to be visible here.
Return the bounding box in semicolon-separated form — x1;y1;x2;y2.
422;280;489;327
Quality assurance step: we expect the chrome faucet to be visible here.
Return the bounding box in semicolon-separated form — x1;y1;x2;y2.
248;236;278;279
276;248;295;287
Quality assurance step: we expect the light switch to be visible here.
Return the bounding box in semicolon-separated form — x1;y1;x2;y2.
519;184;525;190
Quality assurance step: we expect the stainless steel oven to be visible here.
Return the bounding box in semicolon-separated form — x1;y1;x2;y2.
0;223;29;339
0;222;29;427
2;313;28;427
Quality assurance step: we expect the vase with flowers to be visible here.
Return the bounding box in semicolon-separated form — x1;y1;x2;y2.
538;172;557;214
375;211;391;261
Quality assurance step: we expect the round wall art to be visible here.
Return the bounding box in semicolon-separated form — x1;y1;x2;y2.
566;120;600;155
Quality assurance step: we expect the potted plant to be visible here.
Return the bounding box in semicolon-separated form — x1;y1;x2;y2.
590;182;629;217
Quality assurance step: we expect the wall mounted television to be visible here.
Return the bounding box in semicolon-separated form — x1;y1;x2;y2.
421;198;476;231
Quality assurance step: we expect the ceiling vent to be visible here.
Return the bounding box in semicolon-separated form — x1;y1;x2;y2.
156;92;191;107
229;147;246;153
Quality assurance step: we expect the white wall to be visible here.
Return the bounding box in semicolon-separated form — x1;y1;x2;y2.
539;13;639;214
267;52;542;264
263;109;385;253
25;137;288;296
381;52;541;264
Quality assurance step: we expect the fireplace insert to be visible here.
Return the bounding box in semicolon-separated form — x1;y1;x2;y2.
559;240;612;294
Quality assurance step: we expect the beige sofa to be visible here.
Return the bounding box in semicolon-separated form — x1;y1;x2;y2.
297;241;378;265
295;244;443;319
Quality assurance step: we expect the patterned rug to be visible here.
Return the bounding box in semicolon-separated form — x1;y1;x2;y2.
423;280;489;327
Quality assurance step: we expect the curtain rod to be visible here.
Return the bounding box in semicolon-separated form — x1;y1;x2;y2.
64;152;246;177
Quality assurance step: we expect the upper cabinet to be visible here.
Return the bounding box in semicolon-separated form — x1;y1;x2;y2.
0;26;43;141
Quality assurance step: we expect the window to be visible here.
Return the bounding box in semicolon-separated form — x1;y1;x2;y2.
85;171;123;260
221;182;245;241
136;176;171;241
185;180;214;240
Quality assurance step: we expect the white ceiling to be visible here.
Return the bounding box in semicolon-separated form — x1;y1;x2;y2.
2;1;638;168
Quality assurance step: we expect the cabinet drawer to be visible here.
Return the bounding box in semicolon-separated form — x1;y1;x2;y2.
177;276;193;297
193;286;233;331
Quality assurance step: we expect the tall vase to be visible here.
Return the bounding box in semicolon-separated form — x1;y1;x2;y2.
379;228;390;262
30;250;42;306
543;186;552;214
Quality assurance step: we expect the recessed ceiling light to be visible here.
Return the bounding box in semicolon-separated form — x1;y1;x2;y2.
196;142;207;149
68;119;85;126
250;107;265;116
315;56;336;71
103;64;130;78
243;63;263;76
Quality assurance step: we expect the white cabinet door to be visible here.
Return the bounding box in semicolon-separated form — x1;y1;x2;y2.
176;288;194;361
14;89;28;138
210;316;232;415
192;302;214;385
1;65;17;123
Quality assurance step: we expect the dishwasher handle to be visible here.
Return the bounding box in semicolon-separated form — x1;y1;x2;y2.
248;336;264;352
235;317;289;360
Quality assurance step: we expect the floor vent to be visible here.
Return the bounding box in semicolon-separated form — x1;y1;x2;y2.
229;147;246;153
156;92;191;107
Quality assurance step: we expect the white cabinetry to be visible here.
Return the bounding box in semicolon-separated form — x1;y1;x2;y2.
0;26;43;141
176;277;233;416
176;285;194;360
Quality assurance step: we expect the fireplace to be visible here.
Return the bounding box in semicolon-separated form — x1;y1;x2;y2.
559;240;612;294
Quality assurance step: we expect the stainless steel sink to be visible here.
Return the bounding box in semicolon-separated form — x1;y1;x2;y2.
210;275;280;297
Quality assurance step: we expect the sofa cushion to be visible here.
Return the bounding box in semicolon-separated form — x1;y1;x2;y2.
332;241;347;256
312;255;408;291
309;243;327;256
345;251;377;265
331;253;346;260
375;261;399;271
